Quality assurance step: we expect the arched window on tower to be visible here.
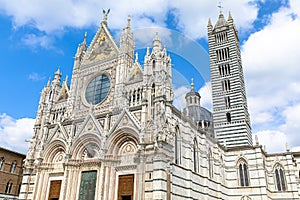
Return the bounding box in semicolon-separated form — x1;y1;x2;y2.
10;160;17;173
275;165;286;191
151;84;155;119
193;138;198;172
152;60;156;70
0;157;4;170
238;159;249;187
226;112;231;123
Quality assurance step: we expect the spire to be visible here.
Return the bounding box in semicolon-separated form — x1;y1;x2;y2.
55;67;61;75
228;11;233;21
52;66;62;86
47;78;51;87
64;75;68;84
127;15;131;30
83;32;87;44
214;10;228;29
146;45;150;56
135;52;138;63
208;18;212;26
152;32;162;52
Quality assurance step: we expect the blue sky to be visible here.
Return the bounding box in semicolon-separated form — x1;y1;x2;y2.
0;0;300;153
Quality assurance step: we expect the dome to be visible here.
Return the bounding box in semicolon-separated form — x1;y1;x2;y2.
185;89;200;99
183;105;212;122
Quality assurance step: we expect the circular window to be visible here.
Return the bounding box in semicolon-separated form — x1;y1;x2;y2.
85;75;110;105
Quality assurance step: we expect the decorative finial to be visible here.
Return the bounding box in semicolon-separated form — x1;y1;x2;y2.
127;15;131;29
135;52;138;62
208;18;212;26
47;77;51;86
218;0;223;13
255;135;259;145
146;45;150;56
191;78;195;90
155;32;159;40
228;11;233;20
286;142;290;152
55;66;61;75
102;9;110;23
64;75;68;83
83;32;87;44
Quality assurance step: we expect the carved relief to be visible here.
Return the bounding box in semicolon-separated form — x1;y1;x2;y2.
53;151;65;163
81;144;100;160
119;142;136;155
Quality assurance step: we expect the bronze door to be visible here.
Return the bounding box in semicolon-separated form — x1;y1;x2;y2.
48;180;62;200
118;174;134;200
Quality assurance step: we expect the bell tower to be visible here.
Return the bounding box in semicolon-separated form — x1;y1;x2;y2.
208;12;252;147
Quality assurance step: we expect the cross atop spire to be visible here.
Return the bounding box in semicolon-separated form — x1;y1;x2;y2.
218;0;223;13
191;78;195;90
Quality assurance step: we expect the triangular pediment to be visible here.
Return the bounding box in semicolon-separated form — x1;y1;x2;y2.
83;23;119;64
127;62;143;83
109;109;141;135
47;123;69;143
76;113;104;137
57;81;69;101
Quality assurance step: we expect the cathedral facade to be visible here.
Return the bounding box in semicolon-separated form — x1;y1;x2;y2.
19;11;300;200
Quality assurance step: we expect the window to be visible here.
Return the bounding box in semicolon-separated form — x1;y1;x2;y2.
215;32;228;43
193;138;198;172
174;129;181;164
239;161;249;187
152;60;156;69
225;96;230;108
275;166;286;191
5;181;12;194
216;47;230;62
151;84;155;119
208;149;213;178
85;75;110;105
10;160;17;173
222;79;230;92
226;112;231;123
218;64;231;76
0;157;4;170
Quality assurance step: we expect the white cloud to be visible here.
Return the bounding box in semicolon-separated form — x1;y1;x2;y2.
0;0;259;41
0;113;35;154
254;130;287;153
242;1;300;152
280;104;300;148
169;0;258;38
199;81;212;110
173;82;212;112
28;72;46;82
22;34;54;50
173;86;190;111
